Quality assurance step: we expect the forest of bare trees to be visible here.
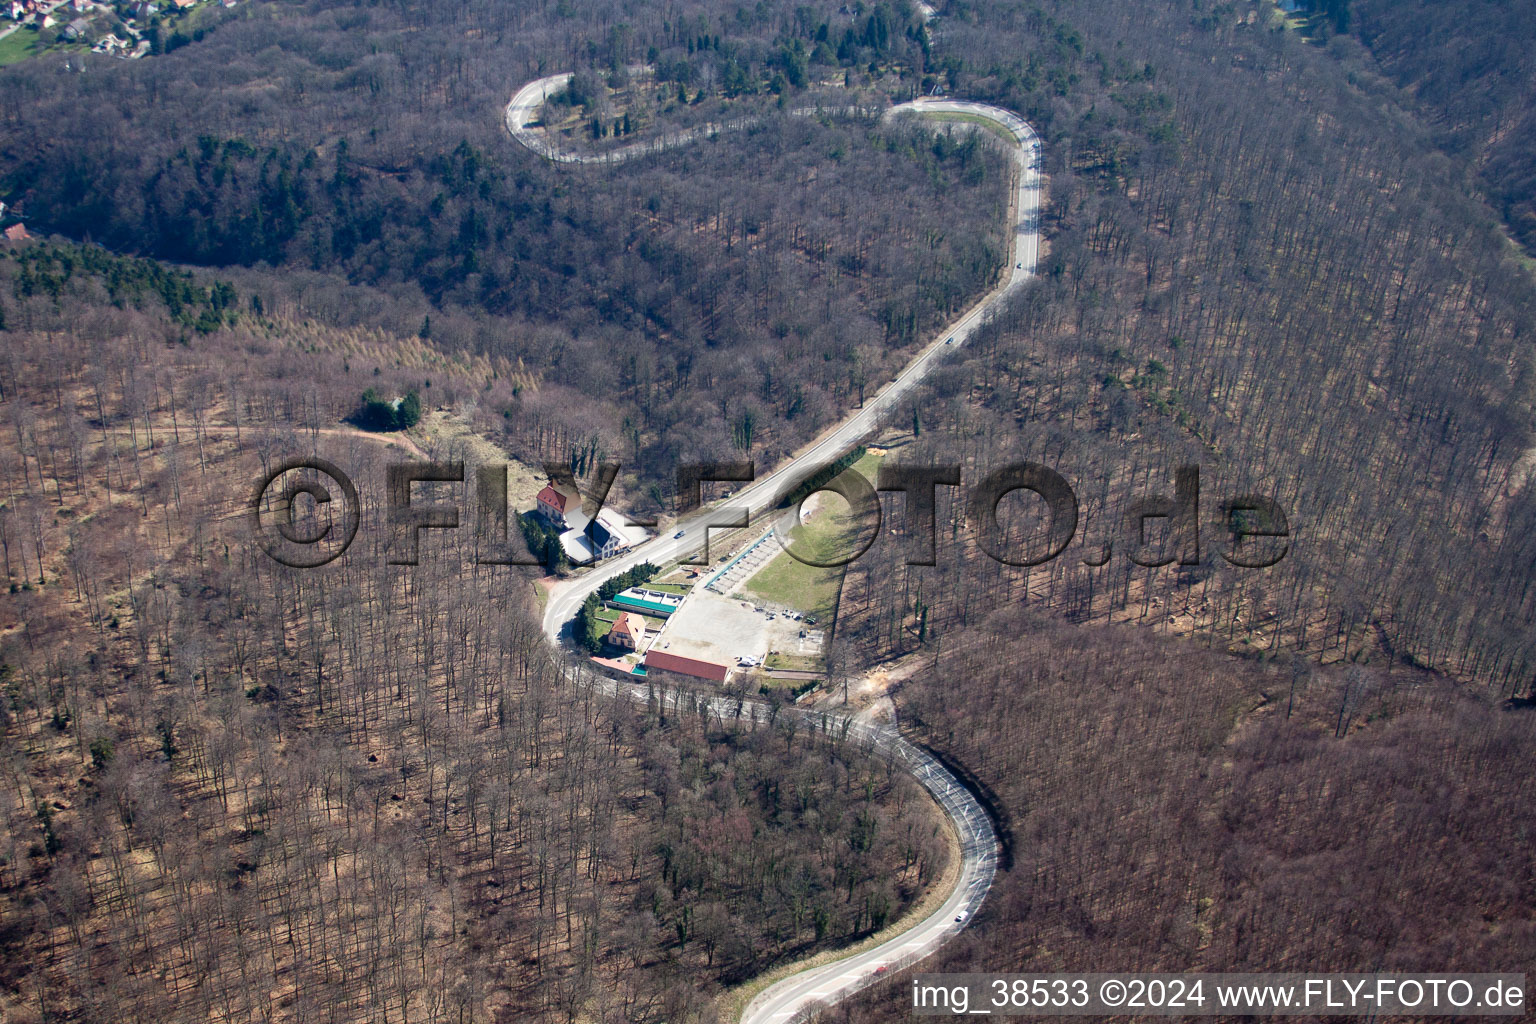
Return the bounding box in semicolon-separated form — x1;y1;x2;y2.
1343;0;1536;253
832;0;1536;700
0;251;946;1023
2;0;1535;1020
828;610;1535;1022
0;0;1005;508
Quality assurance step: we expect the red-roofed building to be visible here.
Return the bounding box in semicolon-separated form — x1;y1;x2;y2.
535;481;580;529
644;650;730;683
590;654;645;680
606;612;649;652
3;224;29;243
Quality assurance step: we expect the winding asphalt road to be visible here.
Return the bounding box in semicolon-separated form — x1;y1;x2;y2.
507;63;1042;1024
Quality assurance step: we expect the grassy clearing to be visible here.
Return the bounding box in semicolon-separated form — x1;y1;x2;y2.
0;28;40;66
848;449;885;482
741;451;885;619
743;498;860;623
742;538;844;620
595;606;665;626
765;651;822;672
172;1;224;33
594;605;667;632
914;110;1016;144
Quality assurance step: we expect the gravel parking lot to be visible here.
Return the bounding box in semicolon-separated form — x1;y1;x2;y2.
657;586;816;669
